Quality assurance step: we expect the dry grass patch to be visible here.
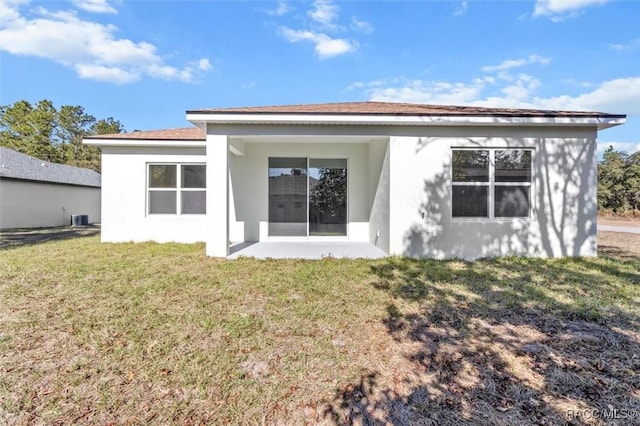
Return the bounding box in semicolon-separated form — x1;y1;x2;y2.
1;233;639;424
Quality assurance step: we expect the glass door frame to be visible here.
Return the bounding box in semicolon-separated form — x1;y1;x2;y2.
267;156;349;240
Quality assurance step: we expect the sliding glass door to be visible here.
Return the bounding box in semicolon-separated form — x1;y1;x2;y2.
268;157;347;237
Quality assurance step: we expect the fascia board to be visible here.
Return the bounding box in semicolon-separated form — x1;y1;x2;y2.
186;113;626;130
83;139;206;148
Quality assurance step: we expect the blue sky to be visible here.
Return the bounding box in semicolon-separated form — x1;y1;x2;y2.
1;0;639;155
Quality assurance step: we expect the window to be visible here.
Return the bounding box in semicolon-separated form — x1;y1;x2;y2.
452;149;532;219
148;164;206;215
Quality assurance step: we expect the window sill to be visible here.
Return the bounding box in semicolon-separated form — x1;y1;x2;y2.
451;216;533;222
146;214;207;217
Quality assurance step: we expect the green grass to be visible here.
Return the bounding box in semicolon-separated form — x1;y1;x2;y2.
1;235;639;424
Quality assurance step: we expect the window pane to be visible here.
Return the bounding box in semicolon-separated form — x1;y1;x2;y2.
182;191;206;214
149;165;177;188
452;186;488;217
149;191;176;214
182;165;206;188
452;150;489;182
268;158;308;236
495;186;530;217
309;160;347;236
495;150;532;182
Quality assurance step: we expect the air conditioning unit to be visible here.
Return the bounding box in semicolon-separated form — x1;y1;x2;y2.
70;214;89;227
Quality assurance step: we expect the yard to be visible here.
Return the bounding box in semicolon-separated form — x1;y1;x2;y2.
1;231;639;424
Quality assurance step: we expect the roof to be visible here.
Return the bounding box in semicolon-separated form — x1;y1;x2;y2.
85;102;626;145
187;101;624;119
86;127;205;141
0;147;101;187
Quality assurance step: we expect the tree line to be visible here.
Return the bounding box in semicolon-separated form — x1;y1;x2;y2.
598;146;640;215
0;99;125;172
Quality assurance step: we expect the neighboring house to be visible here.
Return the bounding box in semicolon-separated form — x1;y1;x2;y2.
84;102;625;259
0;147;101;229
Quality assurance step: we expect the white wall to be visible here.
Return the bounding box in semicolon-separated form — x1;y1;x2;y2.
100;146;207;243
368;139;390;252
205;134;229;256
0;179;100;229
387;127;598;259
96;124;599;259
228;141;371;242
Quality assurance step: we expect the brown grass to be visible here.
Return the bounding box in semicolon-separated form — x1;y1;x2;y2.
598;209;640;221
1;231;639;424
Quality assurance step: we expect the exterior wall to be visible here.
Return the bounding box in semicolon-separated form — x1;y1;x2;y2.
368;139;390;252
0;179;100;229
95;123;600;259
100;146;207;243
387;127;598;259
228;141;371;242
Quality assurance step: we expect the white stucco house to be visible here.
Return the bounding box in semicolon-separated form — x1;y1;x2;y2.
84;102;625;259
0;147;101;229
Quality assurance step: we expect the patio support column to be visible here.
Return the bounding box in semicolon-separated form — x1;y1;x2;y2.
205;132;229;257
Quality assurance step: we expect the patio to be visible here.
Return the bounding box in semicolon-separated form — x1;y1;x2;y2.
228;241;387;260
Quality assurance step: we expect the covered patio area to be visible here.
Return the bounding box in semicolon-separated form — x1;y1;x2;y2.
228;241;387;259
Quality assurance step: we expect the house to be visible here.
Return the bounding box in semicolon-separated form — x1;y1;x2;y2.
0;147;101;229
84;102;625;259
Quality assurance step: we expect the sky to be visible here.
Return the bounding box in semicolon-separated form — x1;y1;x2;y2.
1;0;639;156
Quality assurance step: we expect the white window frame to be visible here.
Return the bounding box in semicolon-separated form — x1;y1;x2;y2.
147;163;206;216
451;148;533;220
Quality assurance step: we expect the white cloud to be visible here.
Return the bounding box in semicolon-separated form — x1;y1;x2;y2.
597;141;640;155
500;74;542;101
280;27;355;59
0;0;27;23
608;38;640;52
70;0;117;14
75;64;138;84
354;73;640;115
364;79;485;105
0;3;211;84
454;1;468;17
481;54;551;73
266;0;291;17
308;0;339;29
197;58;212;71
529;77;640;113
351;17;372;34
273;0;370;59
353;53;638;115
533;0;609;20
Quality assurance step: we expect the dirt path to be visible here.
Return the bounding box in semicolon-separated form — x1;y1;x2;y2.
0;225;100;249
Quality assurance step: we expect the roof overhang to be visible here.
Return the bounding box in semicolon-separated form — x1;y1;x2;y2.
0;175;100;188
186;112;626;131
84;139;206;148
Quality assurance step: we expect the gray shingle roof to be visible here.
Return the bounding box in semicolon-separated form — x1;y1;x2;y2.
0;147;101;188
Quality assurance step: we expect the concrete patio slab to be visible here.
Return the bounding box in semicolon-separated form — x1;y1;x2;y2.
228;241;387;259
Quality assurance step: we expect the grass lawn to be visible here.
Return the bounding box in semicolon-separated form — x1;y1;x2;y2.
1;233;639;424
